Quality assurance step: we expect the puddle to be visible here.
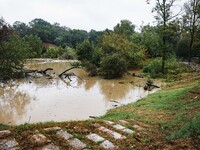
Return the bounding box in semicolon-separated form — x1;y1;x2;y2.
0;60;161;125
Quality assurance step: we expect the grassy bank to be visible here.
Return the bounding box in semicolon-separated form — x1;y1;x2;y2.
100;80;200;146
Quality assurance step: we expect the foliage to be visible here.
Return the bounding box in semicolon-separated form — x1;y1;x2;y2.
143;58;163;78
101;31;132;56
127;44;147;68
143;56;188;78
59;47;77;60
0;33;29;80
183;0;200;63
23;34;42;58
138;25;161;57
43;47;64;58
114;19;135;39
83;61;98;77
99;54;127;79
76;40;94;61
152;0;178;73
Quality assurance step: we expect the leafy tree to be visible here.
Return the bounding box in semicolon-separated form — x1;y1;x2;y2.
76;40;94;61
183;0;200;63
23;34;42;58
88;29;103;44
114;20;135;39
13;21;30;37
29;18;53;43
0;19;29;80
101;31;132;56
139;25;161;57
151;0;179;73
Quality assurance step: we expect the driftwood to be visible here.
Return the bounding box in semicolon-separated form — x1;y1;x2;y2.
58;67;79;77
127;72;144;78
89;116;98;119
25;68;53;76
132;73;144;78
144;81;160;91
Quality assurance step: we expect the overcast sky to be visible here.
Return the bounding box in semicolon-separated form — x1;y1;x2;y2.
0;0;186;31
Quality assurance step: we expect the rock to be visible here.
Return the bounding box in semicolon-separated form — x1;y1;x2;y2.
56;130;73;140
86;133;105;143
0;139;19;149
100;140;115;149
0;130;11;138
29;133;50;146
68;138;86;149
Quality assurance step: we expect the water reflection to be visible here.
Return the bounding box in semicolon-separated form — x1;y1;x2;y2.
0;60;160;125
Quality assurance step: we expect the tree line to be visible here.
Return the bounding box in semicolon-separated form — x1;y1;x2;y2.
0;0;200;80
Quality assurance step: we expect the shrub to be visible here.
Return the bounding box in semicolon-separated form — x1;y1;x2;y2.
0;34;29;80
127;46;146;68
76;40;94;61
83;61;98;76
60;47;77;60
143;56;189;78
99;54;127;79
43;47;64;58
143;58;163;78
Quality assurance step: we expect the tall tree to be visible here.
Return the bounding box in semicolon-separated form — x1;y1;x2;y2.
183;0;200;64
149;0;178;73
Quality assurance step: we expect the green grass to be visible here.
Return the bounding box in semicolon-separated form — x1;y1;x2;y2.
170;114;200;140
100;81;200;140
99;111;140;120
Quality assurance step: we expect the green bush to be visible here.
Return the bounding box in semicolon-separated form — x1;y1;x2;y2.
99;54;127;79
0;34;28;80
76;40;94;61
59;47;77;60
143;56;189;78
43;47;64;58
143;58;163;78
83;61;98;77
127;47;146;68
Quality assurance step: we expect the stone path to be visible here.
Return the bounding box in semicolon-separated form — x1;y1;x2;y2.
0;120;145;150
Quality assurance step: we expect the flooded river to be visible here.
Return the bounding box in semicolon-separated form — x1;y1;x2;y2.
0;60;161;125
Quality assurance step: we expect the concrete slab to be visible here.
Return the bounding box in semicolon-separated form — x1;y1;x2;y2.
0;139;19;150
44;127;61;132
98;126;126;140
113;124;126;130
0;130;11;138
100;140;115;149
56;130;73;141
86;133;105;143
68;138;86;149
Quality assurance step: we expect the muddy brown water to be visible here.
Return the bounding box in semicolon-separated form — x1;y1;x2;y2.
0;60;161;125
